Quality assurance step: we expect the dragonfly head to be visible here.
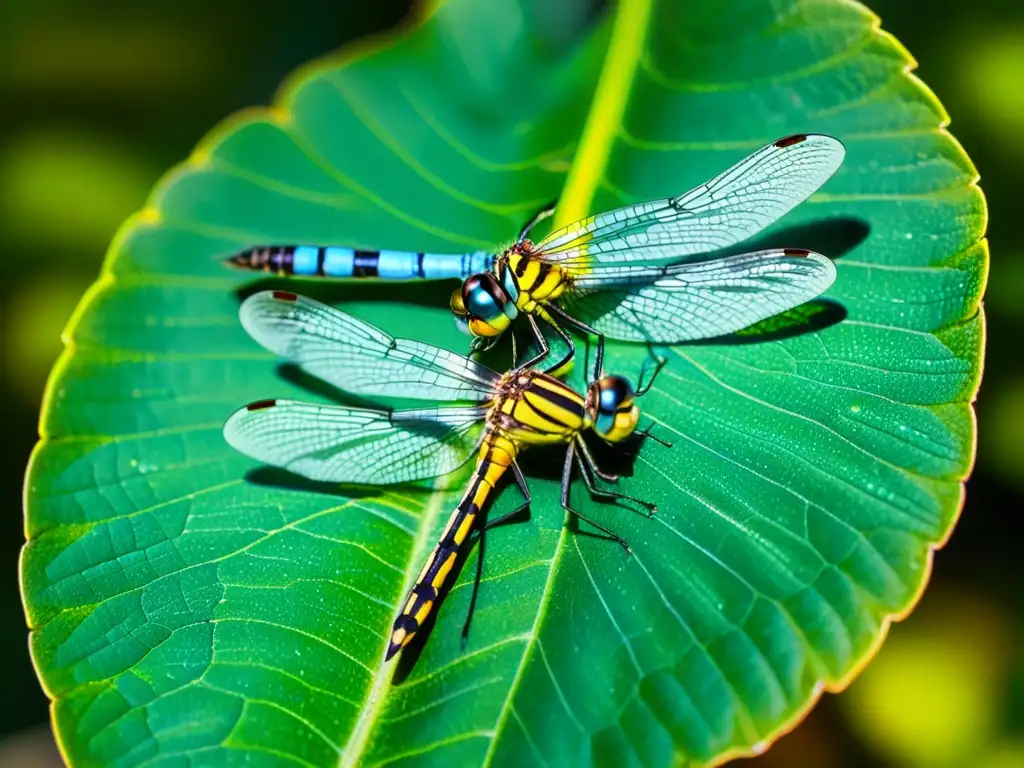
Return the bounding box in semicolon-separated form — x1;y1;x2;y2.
586;375;640;443
450;272;518;343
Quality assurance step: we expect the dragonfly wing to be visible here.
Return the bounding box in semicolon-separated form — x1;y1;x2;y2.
240;290;500;402
561;249;837;342
536;134;844;266
224;399;486;484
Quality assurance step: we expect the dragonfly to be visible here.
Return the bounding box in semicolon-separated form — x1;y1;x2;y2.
226;133;844;372
223;290;668;660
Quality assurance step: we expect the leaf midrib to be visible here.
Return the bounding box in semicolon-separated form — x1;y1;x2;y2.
553;0;653;229
481;524;569;766
484;0;654;759
340;488;448;766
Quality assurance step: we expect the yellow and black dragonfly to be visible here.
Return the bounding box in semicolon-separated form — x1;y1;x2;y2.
227;134;844;372
223;290;667;660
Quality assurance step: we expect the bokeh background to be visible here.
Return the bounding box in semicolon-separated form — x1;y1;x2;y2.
1;1;1019;766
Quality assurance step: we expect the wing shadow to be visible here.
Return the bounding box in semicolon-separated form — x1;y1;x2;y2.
720;215;870;260
689;215;867;345
680;299;849;346
242;466;391;499
231;274;457;309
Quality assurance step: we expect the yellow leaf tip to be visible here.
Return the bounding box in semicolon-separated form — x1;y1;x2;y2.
138;207;162;225
188;148;212;169
269;107;293;127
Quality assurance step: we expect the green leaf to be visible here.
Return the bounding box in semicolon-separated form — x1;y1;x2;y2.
22;0;986;766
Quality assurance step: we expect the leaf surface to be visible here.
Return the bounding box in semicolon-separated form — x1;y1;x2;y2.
22;1;986;766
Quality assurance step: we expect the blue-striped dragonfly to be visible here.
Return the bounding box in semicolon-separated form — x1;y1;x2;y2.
228;134;844;372
223;290;666;659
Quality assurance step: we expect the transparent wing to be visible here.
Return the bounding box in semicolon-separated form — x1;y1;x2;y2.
223;399;486;484
561;249;837;342
240;290;500;402
535;134;844;267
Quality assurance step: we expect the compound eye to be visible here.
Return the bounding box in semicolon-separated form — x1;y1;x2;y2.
450;288;467;316
590;377;640;442
598;376;633;415
462;273;505;320
469;317;504;337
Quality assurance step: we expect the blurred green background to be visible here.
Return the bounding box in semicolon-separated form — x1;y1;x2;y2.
2;1;1018;766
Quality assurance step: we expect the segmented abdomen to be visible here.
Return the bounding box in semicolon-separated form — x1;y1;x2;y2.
226;245;494;279
386;434;516;660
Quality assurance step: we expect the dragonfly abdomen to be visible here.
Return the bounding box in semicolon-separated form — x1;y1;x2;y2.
385;434;517;660
227;246;494;280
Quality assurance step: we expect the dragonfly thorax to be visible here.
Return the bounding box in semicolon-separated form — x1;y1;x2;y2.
488;370;587;447
501;246;570;312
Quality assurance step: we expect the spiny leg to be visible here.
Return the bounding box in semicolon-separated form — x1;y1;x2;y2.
541;316;578;376
517;314;551;371
462;461;532;649
636;421;673;448
561;443;631;554
594;334;605;383
636;349;668;396
632;351;671;446
575;432;619;483
575;436;657;517
545;301;604;380
482;461;533;530
518;199;558;242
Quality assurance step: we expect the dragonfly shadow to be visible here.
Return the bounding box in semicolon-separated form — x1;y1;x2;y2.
242;466;390;500
231;275;457;310
683;299;849;346
275;363;396;410
723;215;870;260
672;215;867;347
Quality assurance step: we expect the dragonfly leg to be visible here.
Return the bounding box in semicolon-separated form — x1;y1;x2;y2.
517;314;551;370
561;443;631;554
462;461;532;649
575;433;618;483
575;436;657;517
509;328;518;369
637;421;673;449
636;350;668;396
482;460;533;530
543;301;607;379
542;317;578;376
517;199;558;242
462;512;486;651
